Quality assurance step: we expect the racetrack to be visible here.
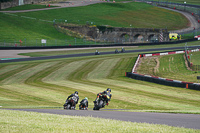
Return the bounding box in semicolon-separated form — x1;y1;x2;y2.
4;108;200;129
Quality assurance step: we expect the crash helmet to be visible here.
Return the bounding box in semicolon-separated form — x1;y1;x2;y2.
85;97;88;100
74;91;78;95
107;88;111;92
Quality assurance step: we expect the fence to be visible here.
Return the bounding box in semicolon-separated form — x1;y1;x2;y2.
184;46;200;71
0;38;137;47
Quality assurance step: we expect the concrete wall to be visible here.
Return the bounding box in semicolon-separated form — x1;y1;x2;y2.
60;25;169;43
97;27;169;43
0;0;19;9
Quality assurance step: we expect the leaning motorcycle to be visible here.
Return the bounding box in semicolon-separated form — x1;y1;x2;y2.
63;98;76;110
121;48;125;53
79;103;88;110
93;94;109;110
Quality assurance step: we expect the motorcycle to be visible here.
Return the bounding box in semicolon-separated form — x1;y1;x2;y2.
121;48;125;53
63;98;76;110
93;94;109;110
79;104;88;110
95;50;100;55
115;49;119;54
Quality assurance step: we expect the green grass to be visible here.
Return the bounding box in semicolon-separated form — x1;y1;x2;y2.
137;53;200;82
0;2;189;43
1;52;200;113
1;110;199;133
15;2;188;29
190;51;200;65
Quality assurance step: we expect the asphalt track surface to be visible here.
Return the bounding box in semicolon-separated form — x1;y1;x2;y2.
4;108;200;129
1;45;200;63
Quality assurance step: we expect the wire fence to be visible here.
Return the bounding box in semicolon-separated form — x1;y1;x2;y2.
0;38;133;47
185;46;200;71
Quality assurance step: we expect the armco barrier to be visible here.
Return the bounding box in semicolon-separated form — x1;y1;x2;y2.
126;50;200;91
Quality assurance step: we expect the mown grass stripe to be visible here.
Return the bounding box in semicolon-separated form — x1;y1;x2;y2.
0;87;58;106
1;62;59;85
87;58;121;79
42;60;89;81
0;64;37;83
23;61;97;106
0;64;24;75
1;84;66;105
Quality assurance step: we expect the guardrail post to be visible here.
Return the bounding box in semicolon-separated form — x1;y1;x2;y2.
197;76;200;83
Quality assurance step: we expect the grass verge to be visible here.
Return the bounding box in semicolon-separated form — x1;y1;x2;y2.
0;109;199;133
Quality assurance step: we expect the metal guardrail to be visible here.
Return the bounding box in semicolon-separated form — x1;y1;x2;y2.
185;47;200;71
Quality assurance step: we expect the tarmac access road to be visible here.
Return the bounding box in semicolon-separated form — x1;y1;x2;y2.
3;108;200;130
1;45;200;63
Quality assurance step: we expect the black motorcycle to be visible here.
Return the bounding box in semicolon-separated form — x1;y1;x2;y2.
121;48;125;53
79;104;88;110
115;49;119;54
93;94;109;110
63;98;76;110
95;51;100;55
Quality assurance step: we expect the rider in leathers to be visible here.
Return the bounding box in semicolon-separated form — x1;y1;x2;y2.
94;88;112;106
67;91;79;109
79;97;88;110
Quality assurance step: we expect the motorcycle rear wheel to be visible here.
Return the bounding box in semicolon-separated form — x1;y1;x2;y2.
66;104;71;109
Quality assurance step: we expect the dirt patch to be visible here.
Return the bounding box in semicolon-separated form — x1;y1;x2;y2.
154;57;159;74
136;56;159;75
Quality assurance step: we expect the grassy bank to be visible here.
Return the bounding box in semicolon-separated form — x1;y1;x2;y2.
0;2;189;42
190;51;200;65
1;110;199;133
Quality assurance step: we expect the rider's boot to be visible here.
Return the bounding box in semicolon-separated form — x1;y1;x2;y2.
93;97;99;104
